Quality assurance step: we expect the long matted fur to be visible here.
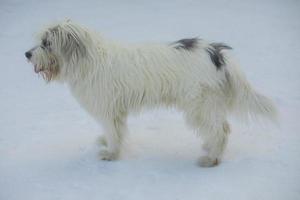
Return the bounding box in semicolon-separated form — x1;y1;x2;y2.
25;20;277;167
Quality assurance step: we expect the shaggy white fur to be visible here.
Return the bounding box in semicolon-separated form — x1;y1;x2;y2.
25;20;277;167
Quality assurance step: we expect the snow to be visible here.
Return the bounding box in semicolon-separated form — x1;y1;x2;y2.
0;0;300;199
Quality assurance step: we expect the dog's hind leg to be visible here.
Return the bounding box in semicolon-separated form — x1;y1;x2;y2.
99;116;127;160
184;89;230;167
198;120;230;167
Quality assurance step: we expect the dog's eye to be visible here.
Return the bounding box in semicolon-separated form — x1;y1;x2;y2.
42;39;51;47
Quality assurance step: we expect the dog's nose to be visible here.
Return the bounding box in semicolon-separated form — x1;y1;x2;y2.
25;51;32;59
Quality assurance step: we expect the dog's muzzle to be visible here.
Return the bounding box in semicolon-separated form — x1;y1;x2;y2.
25;50;43;73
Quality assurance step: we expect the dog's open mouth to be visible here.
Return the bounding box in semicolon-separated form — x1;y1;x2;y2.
34;64;43;73
33;64;54;81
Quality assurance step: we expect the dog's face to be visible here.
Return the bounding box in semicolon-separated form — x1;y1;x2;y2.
25;21;87;82
25;31;59;82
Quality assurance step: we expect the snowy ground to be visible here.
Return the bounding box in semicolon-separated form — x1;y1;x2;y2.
0;0;300;199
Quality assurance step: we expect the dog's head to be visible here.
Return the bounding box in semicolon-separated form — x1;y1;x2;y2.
25;20;89;82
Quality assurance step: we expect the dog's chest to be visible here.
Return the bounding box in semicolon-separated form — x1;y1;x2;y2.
68;80;108;118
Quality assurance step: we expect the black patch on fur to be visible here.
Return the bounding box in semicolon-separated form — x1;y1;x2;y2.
172;38;199;51
206;43;232;70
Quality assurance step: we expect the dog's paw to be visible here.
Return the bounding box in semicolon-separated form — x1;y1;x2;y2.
198;156;219;167
99;148;118;161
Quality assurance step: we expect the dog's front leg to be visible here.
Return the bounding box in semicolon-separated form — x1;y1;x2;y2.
99;117;127;161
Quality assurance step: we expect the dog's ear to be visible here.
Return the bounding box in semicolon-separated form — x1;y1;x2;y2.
66;31;87;58
57;22;88;62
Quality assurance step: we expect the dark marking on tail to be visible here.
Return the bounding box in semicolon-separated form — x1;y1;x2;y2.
172;38;199;51
206;43;232;70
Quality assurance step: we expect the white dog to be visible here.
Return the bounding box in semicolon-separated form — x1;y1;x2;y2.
25;20;277;167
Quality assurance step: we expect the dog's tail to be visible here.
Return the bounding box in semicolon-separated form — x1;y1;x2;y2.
224;55;278;123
